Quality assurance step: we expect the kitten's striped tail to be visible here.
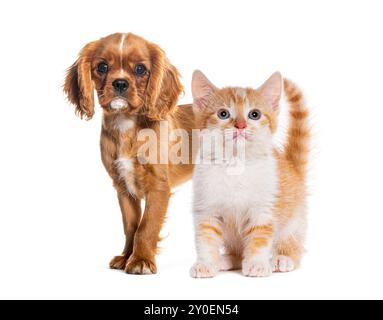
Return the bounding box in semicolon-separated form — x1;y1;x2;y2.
283;78;310;178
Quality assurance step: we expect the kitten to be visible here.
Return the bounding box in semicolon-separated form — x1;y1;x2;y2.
190;70;310;278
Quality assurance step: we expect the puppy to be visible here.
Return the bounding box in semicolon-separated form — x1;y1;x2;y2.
64;33;194;274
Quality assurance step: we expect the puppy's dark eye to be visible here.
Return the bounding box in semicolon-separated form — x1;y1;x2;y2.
134;64;147;76
97;62;108;74
248;109;261;120
217;109;231;120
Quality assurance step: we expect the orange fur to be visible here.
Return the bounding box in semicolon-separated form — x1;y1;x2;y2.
191;71;310;277
283;78;310;178
248;237;269;253
199;223;223;237
244;224;273;237
271;79;310;267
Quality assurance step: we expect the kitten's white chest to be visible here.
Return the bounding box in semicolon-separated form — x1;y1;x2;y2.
193;155;278;215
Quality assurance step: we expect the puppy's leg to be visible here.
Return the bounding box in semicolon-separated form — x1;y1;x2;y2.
100;132;141;270
125;188;170;275
109;192;141;270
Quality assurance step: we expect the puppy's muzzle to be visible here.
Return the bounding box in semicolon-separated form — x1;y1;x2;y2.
112;79;129;95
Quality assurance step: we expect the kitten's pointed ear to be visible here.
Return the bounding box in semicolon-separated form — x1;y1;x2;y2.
258;71;282;111
192;70;217;112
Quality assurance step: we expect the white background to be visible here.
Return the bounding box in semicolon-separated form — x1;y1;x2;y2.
0;0;382;300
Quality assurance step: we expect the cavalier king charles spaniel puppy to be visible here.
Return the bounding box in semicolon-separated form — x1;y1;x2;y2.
64;33;194;274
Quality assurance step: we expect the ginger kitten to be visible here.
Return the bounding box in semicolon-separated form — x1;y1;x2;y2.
190;70;310;278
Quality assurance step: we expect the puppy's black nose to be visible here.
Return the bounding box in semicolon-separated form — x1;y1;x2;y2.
112;79;129;94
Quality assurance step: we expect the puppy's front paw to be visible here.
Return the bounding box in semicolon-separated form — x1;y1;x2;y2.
242;259;272;277
190;262;218;278
125;255;157;275
109;255;128;270
272;255;295;273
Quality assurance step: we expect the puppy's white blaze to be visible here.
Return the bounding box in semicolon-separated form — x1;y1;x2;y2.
111;98;128;109
115;157;137;196
119;33;126;69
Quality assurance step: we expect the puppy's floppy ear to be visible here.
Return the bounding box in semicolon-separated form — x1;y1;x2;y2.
63;41;98;120
145;43;183;121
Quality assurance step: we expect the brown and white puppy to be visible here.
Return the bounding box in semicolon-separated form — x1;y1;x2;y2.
64;33;194;274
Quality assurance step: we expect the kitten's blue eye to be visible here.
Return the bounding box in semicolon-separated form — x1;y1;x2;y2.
217;109;230;119
248;109;261;120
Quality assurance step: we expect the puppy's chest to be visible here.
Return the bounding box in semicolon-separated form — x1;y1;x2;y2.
194;157;278;208
112;115;143;198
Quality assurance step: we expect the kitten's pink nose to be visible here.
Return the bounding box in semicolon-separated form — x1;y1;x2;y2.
235;121;247;130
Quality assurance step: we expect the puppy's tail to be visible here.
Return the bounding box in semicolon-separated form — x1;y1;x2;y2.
283;78;310;179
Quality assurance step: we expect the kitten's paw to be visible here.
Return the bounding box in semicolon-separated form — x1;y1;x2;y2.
242;259;272;277
220;254;241;271
190;262;218;278
272;255;295;273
